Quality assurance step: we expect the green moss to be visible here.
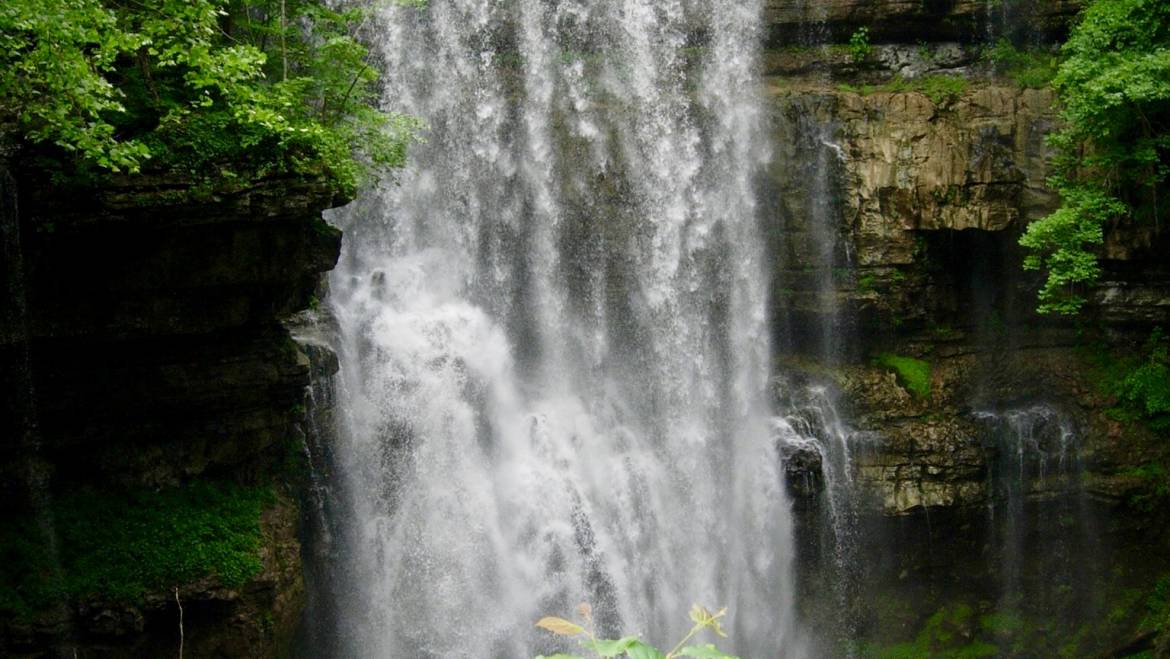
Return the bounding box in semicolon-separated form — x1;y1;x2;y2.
0;481;274;619
979;610;1026;634
876;353;933;399
837;75;969;105
869;604;999;659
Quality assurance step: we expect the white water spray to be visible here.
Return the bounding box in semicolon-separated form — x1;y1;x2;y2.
325;1;803;657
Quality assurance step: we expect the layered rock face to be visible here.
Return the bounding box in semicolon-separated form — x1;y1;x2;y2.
3;3;1168;657
0;170;342;657
767;64;1062;343
764;0;1081;44
762;15;1170;655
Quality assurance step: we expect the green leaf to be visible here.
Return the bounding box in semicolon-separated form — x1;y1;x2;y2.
625;640;667;659
535;655;587;659
579;636;640;657
677;644;741;658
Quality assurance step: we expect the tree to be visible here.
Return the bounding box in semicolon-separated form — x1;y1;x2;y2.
1020;0;1170;314
0;0;418;196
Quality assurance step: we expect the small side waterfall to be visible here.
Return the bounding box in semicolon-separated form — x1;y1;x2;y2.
975;404;1102;631
772;377;868;654
289;315;346;657
323;1;804;657
0;166;75;653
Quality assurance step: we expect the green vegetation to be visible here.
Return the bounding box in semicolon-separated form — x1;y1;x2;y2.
534;603;738;659
0;481;274;619
1143;575;1170;637
848;27;872;64
978;610;1026;636
837;75;968;105
982;38;1060;88
876;353;932;399
1087;327;1170;432
1117;328;1170;423
865;604;998;659
1124;463;1170;512
1020;0;1170;313
0;0;419;197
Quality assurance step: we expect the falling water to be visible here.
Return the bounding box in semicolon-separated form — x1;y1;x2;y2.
0;167;75;654
975;405;1099;622
771;377;867;653
324;1;802;657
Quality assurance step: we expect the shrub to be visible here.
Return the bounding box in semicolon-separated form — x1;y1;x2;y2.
983;38;1060;88
849;27;872;64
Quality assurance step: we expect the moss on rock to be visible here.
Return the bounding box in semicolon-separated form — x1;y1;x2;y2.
0;481;274;619
876;353;933;399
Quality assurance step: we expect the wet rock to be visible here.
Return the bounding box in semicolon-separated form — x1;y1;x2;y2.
780;440;826;499
763;0;1082;46
0;173;337;656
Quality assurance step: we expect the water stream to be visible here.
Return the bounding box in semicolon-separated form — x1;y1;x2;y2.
975;404;1100;622
323;1;805;656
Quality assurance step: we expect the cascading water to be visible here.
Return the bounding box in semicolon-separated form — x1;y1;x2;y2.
771;377;869;654
322;1;805;656
975;404;1100;621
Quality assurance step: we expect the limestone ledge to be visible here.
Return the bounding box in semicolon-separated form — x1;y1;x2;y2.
763;0;1081;45
779;345;1168;517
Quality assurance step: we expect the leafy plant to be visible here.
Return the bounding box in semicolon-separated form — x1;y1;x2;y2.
1124;462;1170;512
1086;327;1170;431
1118;328;1170;420
848;27;872;64
0;0;419;197
1019;0;1170;313
982;38;1060;88
534;603;740;659
0;481;275;619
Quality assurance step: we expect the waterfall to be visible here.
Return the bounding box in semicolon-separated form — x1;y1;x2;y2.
975;404;1101;626
772;376;871;657
323;1;804;657
0;167;76;654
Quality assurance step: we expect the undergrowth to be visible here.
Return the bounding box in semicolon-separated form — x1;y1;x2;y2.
837;75;969;105
1086;328;1170;433
0;481;274;620
982;39;1060;88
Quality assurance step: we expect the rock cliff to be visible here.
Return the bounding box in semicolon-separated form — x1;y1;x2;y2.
763;25;1170;657
0;169;343;657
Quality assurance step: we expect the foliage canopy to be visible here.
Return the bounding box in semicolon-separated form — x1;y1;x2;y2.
0;0;418;197
1020;0;1170;313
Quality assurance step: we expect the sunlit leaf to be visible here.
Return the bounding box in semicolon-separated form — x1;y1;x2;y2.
579;636;639;657
536;617;585;637
625;640;667;659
